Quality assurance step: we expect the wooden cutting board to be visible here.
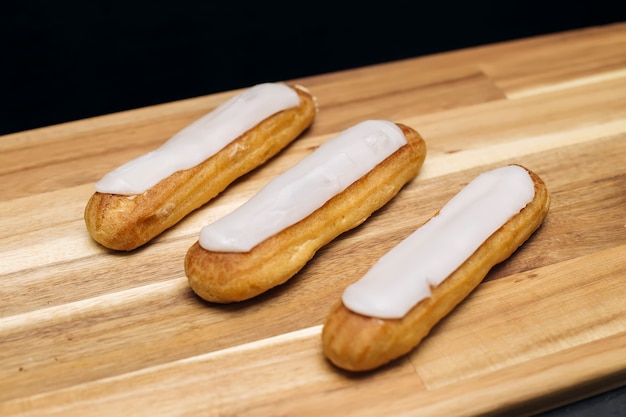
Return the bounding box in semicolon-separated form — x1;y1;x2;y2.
1;22;625;417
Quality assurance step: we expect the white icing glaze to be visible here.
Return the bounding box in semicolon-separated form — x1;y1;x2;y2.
341;165;535;319
94;83;301;195
199;120;408;252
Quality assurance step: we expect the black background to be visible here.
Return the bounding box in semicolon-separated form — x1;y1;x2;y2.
2;1;625;136
2;1;625;415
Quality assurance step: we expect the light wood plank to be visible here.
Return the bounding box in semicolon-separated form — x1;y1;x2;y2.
1;22;626;417
2;246;624;416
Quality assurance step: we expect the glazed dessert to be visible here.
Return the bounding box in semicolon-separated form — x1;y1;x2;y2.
185;120;427;303
322;164;550;371
85;82;317;251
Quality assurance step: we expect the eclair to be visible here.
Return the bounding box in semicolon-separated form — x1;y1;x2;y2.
322;164;550;372
85;82;317;251
185;120;427;303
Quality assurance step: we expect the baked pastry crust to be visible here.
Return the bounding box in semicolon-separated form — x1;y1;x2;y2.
84;85;316;251
185;123;427;303
322;166;550;372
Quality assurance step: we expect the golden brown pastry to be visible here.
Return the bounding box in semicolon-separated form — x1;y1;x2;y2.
322;164;550;372
185;120;427;303
85;83;317;251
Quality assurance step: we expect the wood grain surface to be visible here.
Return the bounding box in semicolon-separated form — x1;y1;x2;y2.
1;22;626;416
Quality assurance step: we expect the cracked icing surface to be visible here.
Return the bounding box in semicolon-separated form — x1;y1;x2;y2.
95;83;300;195
342;165;535;319
199;120;407;252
